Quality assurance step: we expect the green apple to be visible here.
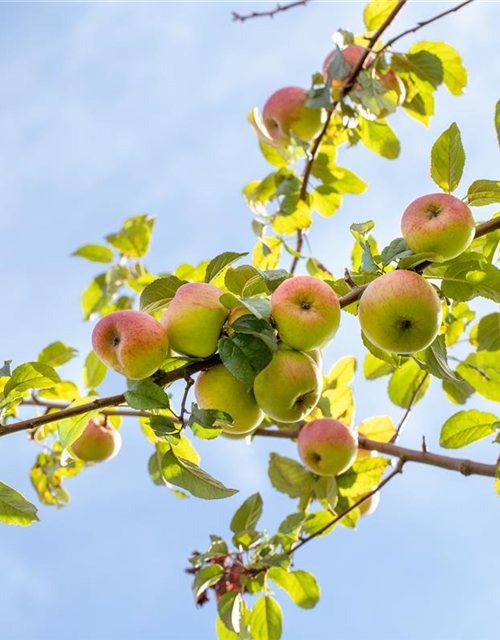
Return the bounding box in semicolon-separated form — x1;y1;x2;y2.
263;87;324;145
70;416;122;462
92;309;169;379
253;347;322;423
358;270;442;354
195;364;264;435
161;283;228;358
298;418;358;476
401;193;475;260
271;275;340;351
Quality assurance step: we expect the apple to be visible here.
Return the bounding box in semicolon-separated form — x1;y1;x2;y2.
401;193;475;260
262;87;324;145
358;270;442;354
92;309;169;379
298;418;358;476
195;364;264;435
253;347;322;423
70;416;122;462
323;44;375;86
357;491;380;517
161;283;228;358
271;275;341;351
280;342;323;369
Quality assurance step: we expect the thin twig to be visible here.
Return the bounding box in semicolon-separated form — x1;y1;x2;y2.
290;0;407;273
232;0;309;23
390;373;429;443
180;375;195;429
376;0;475;59
290;459;405;554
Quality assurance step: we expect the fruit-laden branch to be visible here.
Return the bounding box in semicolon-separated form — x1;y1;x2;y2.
0;355;220;438
290;0;477;274
3;215;500;440
290;458;405;554
254;427;498;478
232;0;309;23
289;0;408;273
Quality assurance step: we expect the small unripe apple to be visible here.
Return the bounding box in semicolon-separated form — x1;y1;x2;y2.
357;491;380;517
358;270;442;354
70;416;122;462
401;193;475;261
298;418;358;476
253;347;322;423
92;310;169;380
323;44;375;87
271;276;340;351
195;364;264;435
161;283;228;358
263;87;324;145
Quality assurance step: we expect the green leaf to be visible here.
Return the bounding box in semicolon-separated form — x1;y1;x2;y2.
139;275;186;314
4;362;60;397
496;100;500;147
125;380;170;410
404;49;444;89
358;416;396;443
83;351;107;390
403;89;434;127
0;481;39;526
149;415;179;438
216;616;240;640
354;73;399;118
268;568;320;610
58;405;101;450
312;186;342;217
205;252;248;283
358;117;400;159
457;350;500;401
388;359;429;408
225;265;265;297
302;510;337;536
218;333;274;389
161;450;238;500
218;592;245;634
441;259;500;303
81;274;106;320
416;335;467;387
440;409;499;449
337;456;390;497
259;141;290;168
268;453;315;499
193;564;224;601
380;237;412;266
466;180;500;207
38;342;78;368
430;122;465;193
250;596;282;640
410;42;467;96
230;492;263;534
364;0;398;30
363;354;394;380
188;403;230;440
72;244;114;263
105;214;155;258
473;313;500;351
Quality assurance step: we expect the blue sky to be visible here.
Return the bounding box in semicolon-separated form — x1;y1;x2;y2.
1;1;500;639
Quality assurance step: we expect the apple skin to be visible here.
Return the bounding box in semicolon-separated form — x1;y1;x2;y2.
401;193;475;261
161;283;228;358
70;416;122;462
253;347;322;423
263;87;323;145
195;364;264;435
323;44;375;86
357;491;380;517
358;270;442;354
298;418;358;476
92;310;169;380
271;275;341;351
